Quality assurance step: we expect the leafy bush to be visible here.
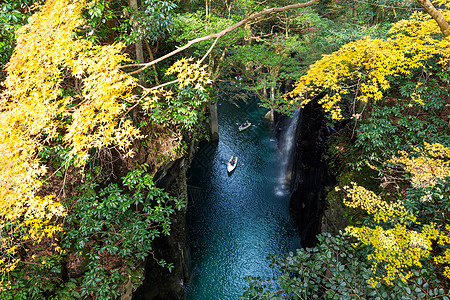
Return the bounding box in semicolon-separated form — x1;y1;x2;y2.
405;176;450;225
63;167;185;299
242;232;447;299
0;252;65;300
351;67;448;170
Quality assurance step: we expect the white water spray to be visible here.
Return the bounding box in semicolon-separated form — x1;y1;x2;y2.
275;109;300;196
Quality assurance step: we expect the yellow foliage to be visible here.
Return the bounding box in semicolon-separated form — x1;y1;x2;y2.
0;0;140;273
341;183;441;285
434;224;450;279
166;57;212;90
288;6;450;119
340;143;450;284
347;223;439;286
391;142;450;189
339;182;415;224
0;0;214;277
2;0;142;164
143;57;212;123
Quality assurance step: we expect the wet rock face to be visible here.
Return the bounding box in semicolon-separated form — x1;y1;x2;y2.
133;229;187;300
287;101;332;248
132;157;190;300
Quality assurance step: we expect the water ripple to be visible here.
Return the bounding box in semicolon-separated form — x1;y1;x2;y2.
186;98;300;300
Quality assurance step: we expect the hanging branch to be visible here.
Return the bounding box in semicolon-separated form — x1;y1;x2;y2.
198;36;220;65
121;0;319;75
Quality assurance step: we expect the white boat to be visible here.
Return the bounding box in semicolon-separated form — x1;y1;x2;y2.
239;121;251;131
227;156;238;173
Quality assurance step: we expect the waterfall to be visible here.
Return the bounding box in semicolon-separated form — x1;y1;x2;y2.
275;109;300;196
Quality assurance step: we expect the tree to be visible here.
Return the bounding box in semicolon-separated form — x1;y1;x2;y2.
416;0;450;37
5;0;432;297
225;34;305;114
0;0;209;296
244;1;450;297
0;0;139;289
288;0;450;120
243;144;450;298
242;232;447;299
123;0;320;76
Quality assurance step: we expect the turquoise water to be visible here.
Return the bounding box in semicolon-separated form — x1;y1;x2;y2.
186;98;301;299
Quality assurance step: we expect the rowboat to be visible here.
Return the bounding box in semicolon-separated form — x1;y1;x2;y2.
239;121;251;131
227;156;238;173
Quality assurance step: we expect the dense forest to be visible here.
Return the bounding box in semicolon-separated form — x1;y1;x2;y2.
0;0;449;299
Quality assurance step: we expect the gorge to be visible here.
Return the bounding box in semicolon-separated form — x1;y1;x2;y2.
133;94;333;299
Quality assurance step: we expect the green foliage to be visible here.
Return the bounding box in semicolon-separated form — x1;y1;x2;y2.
38;145;74;177
172;11;245;56
315;0;415;26
144;85;210;131
79;260;122;299
225;34;304;114
222;5;393;113
0;0;36;79
296;7;392;67
405;176;450;225
135;0;177;43
242;232;445;299
62;167;185;298
349;0;416;25
353;93;448;171
80;0;177;45
81;0;115;43
0;165;185;299
0;251;65;299
50;279;81;300
245;1;450;295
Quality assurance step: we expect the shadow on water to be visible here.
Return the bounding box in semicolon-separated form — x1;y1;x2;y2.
186;97;301;299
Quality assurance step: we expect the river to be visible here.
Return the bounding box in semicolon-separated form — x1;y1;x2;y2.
185;96;301;299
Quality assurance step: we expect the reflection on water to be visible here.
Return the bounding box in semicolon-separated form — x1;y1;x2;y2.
186;97;301;299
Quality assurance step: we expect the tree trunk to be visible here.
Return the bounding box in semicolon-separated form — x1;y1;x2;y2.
416;0;450;38
208;100;219;139
129;0;145;85
270;85;275;103
124;0;320;75
144;40;160;85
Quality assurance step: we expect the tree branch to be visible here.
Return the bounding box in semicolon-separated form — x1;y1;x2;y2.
199;36;220;65
416;0;450;37
121;0;319;74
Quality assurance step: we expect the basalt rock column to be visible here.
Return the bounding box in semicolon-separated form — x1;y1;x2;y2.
289;101;332;248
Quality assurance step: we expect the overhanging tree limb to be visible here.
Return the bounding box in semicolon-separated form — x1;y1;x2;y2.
416;0;450;37
121;0;319;75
